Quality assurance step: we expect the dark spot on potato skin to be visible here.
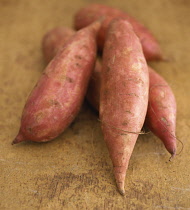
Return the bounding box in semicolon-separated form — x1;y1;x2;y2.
54;100;60;106
66;77;73;83
122;121;128;126
75;63;81;67
75;55;82;59
27;127;32;133
53;101;59;106
48;99;60;107
82;44;88;49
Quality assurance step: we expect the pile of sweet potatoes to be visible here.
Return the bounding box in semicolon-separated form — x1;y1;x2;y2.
13;4;177;195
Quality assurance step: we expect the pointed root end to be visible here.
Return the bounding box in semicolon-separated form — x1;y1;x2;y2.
118;187;125;196
113;166;127;196
12;133;25;145
169;150;176;161
117;182;125;196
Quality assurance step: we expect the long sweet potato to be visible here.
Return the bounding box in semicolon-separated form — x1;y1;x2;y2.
12;20;101;144
100;19;149;195
42;27;75;63
74;4;162;61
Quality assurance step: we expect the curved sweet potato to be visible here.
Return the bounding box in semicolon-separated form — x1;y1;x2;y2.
74;4;162;61
146;67;177;156
12;21;101;144
100;19;149;194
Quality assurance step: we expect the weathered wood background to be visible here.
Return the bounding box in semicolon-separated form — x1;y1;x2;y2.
0;0;190;209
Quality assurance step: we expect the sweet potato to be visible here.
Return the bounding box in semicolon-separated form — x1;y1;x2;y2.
100;19;149;195
74;4;162;61
146;67;177;157
42;27;75;63
41;26;101;111
12;20;101;144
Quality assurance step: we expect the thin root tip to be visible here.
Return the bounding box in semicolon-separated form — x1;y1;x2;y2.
116;182;125;196
11;140;16;145
12;133;25;145
169;152;176;162
114;166;126;196
118;187;125;196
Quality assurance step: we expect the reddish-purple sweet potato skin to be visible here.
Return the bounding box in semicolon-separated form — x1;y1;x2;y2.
13;21;101;144
146;67;177;155
42;27;75;63
74;4;162;61
100;19;149;194
41;26;101;111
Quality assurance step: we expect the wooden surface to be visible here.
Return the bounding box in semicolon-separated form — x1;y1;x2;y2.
0;0;190;209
